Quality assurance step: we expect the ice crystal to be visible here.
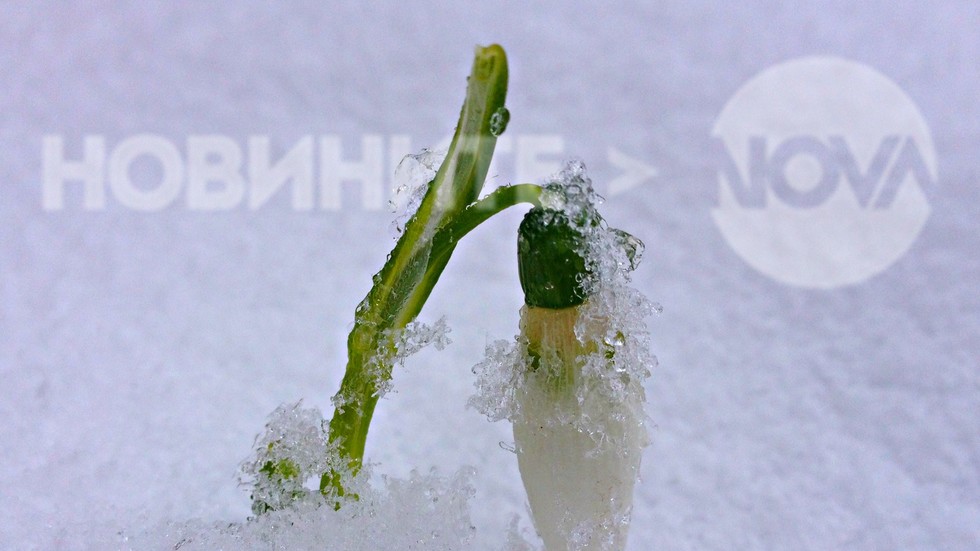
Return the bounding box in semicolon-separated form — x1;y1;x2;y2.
389;148;447;236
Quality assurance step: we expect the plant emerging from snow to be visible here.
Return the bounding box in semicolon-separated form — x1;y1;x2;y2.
222;45;656;551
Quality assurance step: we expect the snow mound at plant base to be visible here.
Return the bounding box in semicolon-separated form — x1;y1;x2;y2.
119;401;540;551
122;468;478;550
120;468;548;551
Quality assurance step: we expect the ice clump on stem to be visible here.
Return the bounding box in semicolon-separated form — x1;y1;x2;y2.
241;401;340;514
333;316;452;410
369;316;453;399
389;148;448;236
470;160;658;550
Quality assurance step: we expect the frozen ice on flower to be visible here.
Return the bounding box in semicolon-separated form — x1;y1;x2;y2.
470;160;659;550
470;160;657;451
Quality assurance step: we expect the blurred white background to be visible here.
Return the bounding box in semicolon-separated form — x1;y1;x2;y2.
1;2;977;549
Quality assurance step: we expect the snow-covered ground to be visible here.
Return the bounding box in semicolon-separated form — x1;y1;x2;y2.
2;2;978;549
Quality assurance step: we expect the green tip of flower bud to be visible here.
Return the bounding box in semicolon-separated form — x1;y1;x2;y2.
518;207;595;309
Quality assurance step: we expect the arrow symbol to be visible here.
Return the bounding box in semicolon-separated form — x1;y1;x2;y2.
607;147;657;196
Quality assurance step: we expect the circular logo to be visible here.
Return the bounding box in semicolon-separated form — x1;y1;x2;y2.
711;56;936;289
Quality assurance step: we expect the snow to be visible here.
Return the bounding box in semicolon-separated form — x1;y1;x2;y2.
127;463;480;551
2;2;979;550
121;402;480;550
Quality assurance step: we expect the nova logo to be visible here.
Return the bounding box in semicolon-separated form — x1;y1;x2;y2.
712;57;937;289
718;135;932;210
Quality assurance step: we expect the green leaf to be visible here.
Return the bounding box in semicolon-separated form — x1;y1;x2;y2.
320;45;540;496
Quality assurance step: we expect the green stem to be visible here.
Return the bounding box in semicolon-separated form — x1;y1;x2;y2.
320;46;541;495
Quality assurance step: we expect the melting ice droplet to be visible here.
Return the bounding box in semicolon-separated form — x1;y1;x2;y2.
490;106;510;136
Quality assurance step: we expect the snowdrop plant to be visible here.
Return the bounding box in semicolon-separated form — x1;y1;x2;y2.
471;166;654;550
248;44;655;551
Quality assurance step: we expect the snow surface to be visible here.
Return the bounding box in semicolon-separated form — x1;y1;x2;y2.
2;2;979;549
